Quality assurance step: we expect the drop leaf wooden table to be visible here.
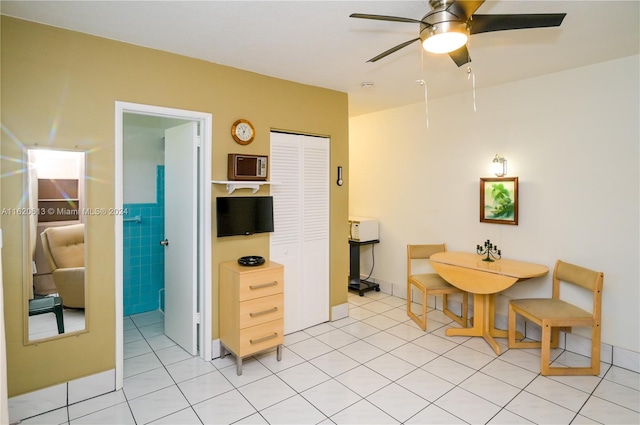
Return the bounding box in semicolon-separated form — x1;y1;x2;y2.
430;252;548;355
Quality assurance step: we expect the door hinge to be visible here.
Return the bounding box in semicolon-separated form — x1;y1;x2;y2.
195;312;201;324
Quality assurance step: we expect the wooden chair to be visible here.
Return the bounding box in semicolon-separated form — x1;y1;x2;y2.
407;244;468;331
508;259;604;376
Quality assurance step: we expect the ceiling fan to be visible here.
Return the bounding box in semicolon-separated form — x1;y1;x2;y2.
350;0;566;67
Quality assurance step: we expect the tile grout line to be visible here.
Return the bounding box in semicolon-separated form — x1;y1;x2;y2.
18;295;638;424
116;294;636;420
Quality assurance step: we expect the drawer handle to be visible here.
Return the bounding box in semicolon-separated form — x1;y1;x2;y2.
250;307;278;317
250;333;278;344
249;281;278;290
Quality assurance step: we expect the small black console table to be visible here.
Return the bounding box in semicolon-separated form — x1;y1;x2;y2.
348;239;380;296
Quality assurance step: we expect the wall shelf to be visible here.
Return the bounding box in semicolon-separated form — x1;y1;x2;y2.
212;180;277;194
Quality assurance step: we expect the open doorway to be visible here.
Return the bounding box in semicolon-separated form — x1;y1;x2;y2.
115;102;212;389
121;114;186;318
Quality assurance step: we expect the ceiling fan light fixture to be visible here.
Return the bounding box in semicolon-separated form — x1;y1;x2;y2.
421;21;468;54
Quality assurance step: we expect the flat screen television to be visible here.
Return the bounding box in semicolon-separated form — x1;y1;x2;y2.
216;196;274;237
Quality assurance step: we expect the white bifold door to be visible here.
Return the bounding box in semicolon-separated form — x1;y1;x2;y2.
270;132;330;334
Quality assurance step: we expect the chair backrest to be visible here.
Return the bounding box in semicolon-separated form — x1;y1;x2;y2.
41;223;85;270
553;259;604;320
407;244;446;278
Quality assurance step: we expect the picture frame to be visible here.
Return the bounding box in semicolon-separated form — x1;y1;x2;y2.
480;177;518;225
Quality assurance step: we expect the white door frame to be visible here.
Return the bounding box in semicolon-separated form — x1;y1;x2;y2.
114;101;212;389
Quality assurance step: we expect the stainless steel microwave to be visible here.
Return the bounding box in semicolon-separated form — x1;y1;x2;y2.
227;154;268;181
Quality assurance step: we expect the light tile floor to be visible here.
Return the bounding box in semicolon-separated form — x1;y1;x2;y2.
28;304;85;341
24;291;640;424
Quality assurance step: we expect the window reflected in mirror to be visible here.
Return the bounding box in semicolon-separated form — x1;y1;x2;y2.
25;149;87;342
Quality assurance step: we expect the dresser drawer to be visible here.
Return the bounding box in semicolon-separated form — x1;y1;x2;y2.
238;268;283;301
238;319;284;356
239;294;284;329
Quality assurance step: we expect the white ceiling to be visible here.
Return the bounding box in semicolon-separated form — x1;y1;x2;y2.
2;1;638;117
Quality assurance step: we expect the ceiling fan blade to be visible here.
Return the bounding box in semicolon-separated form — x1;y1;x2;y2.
350;13;425;24
470;13;566;35
448;45;471;67
367;38;420;62
446;0;485;20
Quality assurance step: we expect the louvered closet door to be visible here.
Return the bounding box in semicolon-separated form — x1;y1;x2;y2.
270;133;302;334
270;132;329;334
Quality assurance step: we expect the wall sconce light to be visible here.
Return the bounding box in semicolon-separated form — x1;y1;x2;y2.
491;154;507;177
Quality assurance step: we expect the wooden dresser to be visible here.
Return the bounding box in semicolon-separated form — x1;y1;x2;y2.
219;260;284;375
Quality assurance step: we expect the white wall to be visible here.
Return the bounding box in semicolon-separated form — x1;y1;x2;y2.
122;115;192;204
349;55;639;354
123;124;164;204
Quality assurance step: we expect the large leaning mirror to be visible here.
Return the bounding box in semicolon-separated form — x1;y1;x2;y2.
24;148;87;343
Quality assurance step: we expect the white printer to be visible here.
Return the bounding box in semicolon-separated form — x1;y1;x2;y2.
349;217;379;242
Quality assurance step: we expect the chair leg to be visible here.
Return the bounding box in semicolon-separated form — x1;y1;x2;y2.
406;282;412;325
421;288;427;329
540;322;553;375
508;305;542;349
407;282;427;331
511;308;601;376
541;322;598;376
550;327;560;348
508;304;516;347
590;323;601;375
443;293;466;328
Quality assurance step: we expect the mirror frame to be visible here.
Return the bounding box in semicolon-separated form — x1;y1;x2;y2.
23;147;89;344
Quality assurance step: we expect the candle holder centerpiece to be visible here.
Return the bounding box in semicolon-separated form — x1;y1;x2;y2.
477;239;501;262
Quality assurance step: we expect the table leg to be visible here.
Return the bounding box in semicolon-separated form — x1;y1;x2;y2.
446;293;485;338
486;294;505;338
486;293;524;340
446;294;502;355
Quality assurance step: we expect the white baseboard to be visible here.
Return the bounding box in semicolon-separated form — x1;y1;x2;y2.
358;275;395;296
211;338;221;358
8;369;115;424
612;345;640;373
331;303;349;321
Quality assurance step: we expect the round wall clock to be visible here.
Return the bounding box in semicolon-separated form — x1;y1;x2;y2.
231;119;255;145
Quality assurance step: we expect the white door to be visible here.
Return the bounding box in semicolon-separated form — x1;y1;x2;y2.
270;132;329;334
270;134;302;334
299;140;330;329
163;122;199;354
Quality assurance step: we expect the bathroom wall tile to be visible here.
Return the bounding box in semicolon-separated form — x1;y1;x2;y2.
124;166;165;315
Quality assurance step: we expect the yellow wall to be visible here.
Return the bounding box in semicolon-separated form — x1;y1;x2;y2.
1;17;349;397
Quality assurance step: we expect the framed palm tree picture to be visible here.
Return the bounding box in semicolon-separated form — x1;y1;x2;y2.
480;177;518;225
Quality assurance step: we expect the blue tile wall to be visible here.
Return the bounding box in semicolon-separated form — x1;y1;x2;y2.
123;165;165;316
